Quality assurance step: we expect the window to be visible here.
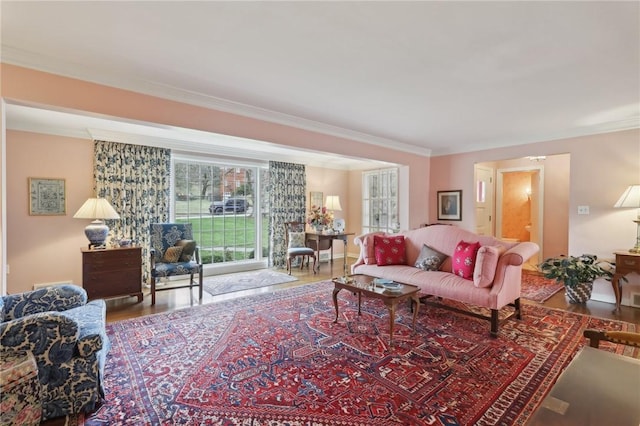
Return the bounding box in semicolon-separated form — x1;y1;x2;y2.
362;168;399;233
172;158;269;267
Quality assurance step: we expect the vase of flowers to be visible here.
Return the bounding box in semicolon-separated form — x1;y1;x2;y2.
307;205;334;232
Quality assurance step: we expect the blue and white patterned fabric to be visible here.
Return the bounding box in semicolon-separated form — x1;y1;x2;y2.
149;223;201;277
149;223;203;305
0;285;109;421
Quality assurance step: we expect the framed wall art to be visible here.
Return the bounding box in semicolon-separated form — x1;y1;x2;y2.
29;177;66;215
437;190;462;221
310;191;323;209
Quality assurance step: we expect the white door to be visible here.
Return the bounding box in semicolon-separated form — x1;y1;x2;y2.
474;165;494;236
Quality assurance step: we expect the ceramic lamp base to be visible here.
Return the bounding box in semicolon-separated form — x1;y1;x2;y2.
84;220;109;249
631;220;640;253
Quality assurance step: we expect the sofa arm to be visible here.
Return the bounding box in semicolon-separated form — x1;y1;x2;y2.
351;232;387;273
491;241;540;296
59;299;107;358
2;285;88;321
502;242;540;267
0;312;79;362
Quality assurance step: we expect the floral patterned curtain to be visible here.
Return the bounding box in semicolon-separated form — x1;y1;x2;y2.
268;161;307;268
94;141;171;283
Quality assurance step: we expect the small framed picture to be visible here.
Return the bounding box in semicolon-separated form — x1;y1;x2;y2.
437;190;462;221
310;191;323;209
29;178;66;215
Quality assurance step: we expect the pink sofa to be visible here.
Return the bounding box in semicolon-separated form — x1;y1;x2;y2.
351;225;540;336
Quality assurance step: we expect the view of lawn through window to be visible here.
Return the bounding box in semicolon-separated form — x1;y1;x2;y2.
173;159;269;265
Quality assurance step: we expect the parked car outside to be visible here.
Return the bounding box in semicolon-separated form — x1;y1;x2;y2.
223;198;247;213
208;200;224;214
209;197;248;214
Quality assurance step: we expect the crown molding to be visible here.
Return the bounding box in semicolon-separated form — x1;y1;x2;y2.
2;47;432;157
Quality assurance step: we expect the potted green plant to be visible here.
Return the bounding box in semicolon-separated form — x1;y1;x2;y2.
539;254;615;303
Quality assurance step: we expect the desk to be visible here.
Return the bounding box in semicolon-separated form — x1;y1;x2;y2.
306;231;354;274
527;346;640;426
612;251;640;313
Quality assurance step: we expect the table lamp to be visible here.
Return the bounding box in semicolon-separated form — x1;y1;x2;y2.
325;195;343;231
73;198;121;249
614;184;640;253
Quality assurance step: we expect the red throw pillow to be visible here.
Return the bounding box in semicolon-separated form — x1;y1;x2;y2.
374;235;406;266
452;240;481;280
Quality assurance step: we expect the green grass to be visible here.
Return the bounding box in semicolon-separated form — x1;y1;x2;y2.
175;213;270;264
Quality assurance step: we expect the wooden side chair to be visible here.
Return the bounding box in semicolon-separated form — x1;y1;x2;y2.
284;221;317;275
583;329;640;348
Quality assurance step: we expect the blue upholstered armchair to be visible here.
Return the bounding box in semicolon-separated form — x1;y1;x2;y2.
0;285;109;421
149;223;203;305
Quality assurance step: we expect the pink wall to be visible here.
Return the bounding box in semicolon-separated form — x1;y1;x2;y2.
430;130;638;258
7;131;94;290
2;64;639;303
1;63;430;228
1;64;431;293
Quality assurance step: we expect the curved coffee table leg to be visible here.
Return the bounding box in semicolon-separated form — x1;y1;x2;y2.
384;299;398;347
411;295;420;330
333;288;341;322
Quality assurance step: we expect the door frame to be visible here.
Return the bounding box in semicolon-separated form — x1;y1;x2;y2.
495;165;544;264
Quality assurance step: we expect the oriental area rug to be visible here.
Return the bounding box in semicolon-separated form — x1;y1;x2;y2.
520;270;564;303
202;269;298;297
81;281;635;426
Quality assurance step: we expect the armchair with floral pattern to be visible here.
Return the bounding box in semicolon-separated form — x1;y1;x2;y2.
0;285;109;421
149;223;203;305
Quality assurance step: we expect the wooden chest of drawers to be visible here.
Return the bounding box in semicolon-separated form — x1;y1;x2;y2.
82;247;143;302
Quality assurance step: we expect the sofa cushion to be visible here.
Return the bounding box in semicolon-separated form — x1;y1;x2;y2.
288;231;307;249
374;235;406;266
162;246;183;263
414;244;448;271
362;232;385;264
175;239;197;262
452;240;481;280
473;245;507;287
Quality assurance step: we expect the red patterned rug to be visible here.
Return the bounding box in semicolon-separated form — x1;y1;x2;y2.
520;271;565;303
82;281;635;425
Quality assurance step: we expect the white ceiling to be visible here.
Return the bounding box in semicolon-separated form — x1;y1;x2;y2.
2;1;639;167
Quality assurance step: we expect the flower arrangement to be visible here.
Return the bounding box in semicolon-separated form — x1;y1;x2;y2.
307;205;334;228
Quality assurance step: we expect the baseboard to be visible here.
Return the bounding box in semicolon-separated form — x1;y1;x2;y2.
33;280;72;290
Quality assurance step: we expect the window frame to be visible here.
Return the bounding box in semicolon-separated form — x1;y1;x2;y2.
362;167;400;234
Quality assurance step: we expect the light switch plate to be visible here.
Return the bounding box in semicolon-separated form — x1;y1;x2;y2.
577;206;589;215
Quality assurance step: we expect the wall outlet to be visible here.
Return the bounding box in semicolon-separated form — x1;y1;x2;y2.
577;205;590;215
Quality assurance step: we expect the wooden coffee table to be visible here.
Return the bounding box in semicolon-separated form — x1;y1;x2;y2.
332;274;420;347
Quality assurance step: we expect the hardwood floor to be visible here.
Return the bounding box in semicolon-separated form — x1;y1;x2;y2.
104;258;640;326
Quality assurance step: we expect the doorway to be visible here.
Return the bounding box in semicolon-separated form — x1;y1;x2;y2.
474;161;545;266
495;166;544;265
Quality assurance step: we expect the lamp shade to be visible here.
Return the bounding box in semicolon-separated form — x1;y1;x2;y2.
614;185;640;211
73;198;120;248
614;185;640;253
325;195;342;211
73;198;121;220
